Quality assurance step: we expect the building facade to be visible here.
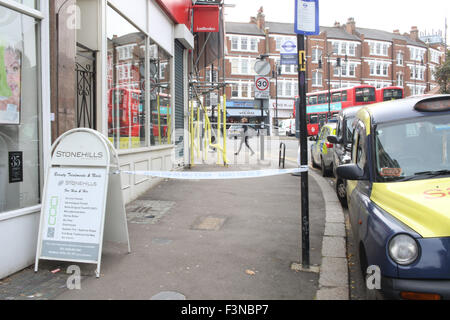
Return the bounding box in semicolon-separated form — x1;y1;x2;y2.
0;0;197;280
220;9;446;131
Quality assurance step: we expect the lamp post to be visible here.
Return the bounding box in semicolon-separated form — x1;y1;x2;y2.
319;51;335;121
272;63;281;136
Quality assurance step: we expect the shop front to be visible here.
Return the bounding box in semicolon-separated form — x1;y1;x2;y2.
0;0;51;280
269;99;295;134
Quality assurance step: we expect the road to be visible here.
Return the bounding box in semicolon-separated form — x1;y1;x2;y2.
277;135;380;300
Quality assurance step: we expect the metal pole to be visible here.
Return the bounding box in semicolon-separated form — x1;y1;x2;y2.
260;99;264;160
275;68;279;136
297;34;310;269
328;58;331;119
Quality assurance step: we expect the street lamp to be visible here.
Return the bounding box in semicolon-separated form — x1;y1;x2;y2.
318;51;335;120
272;63;281;136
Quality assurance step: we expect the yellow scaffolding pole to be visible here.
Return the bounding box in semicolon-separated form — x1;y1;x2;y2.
167;107;171;145
222;94;227;166
157;94;162;145
189;100;194;166
216;100;221;164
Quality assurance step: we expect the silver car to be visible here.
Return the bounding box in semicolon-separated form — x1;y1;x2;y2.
310;122;337;177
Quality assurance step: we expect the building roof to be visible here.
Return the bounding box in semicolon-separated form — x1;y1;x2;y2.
356;27;427;47
265;22;295;35
320;26;360;41
225;22;265;36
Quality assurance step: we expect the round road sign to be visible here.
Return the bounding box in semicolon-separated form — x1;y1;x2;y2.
255;77;269;91
254;60;271;76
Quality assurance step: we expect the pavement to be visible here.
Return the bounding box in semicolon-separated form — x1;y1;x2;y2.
0;137;350;300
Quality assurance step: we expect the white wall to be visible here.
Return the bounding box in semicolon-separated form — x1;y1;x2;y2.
108;0;148;33
0;212;40;280
148;0;174;56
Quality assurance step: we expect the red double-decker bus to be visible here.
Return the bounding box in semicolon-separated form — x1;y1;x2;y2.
295;85;376;136
376;86;404;102
108;88;141;137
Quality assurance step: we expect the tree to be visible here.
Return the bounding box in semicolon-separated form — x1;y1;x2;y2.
434;50;450;94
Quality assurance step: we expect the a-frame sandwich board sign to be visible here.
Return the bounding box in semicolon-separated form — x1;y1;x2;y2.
34;128;130;278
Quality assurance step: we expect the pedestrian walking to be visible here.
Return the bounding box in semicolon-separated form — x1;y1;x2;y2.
235;118;255;156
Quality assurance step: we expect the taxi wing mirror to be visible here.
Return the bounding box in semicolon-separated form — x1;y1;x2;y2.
336;164;366;181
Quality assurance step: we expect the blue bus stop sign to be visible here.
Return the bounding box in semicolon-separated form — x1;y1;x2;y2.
294;0;320;35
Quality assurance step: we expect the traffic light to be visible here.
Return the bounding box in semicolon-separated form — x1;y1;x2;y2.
336;57;341;67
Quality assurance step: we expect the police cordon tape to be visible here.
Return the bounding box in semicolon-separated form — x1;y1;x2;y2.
119;166;309;180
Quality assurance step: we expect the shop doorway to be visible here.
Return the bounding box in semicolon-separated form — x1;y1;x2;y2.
75;42;97;129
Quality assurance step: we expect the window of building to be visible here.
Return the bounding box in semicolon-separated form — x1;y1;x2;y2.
312;71;322;87
230;35;259;52
250;38;257;51
332;42;339;54
0;4;41;213
397;52;403;65
312;48;322;63
108;6;150;149
240;37;248;51
348;43;356;56
231;37;238;50
232;84;239;97
397;73;403;87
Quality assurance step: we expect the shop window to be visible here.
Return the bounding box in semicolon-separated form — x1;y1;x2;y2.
0;6;40;212
107;6;147;149
150;42;172;146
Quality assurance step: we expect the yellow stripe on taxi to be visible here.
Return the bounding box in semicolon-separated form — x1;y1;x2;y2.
371;178;450;238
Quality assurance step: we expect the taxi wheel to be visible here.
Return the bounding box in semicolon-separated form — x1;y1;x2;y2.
336;179;348;208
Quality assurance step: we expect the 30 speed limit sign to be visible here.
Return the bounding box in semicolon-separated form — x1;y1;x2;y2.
254;76;270;99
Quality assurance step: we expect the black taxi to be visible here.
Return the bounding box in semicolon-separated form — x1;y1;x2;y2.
337;95;450;300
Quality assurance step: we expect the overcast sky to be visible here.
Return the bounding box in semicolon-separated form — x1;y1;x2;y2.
224;0;449;43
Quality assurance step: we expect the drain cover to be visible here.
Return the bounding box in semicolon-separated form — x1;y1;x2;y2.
191;216;226;231
151;291;186;300
126;200;175;225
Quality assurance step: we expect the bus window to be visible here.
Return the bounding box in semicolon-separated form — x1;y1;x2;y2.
342;91;348;102
309;95;318;105
355;87;376;102
332;92;341;102
318;94;327;104
310;115;318;124
383;89;403;101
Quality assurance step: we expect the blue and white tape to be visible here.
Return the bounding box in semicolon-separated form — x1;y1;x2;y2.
120;166;308;180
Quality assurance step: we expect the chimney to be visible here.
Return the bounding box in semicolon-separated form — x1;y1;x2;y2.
334;21;340;27
393;29;400;35
250;17;256;24
410;26;419;41
346;17;356;34
256;6;265;30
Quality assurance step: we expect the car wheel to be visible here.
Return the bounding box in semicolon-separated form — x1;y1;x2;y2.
321;158;329;177
336;179;348;208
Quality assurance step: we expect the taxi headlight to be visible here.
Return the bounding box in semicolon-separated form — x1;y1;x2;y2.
389;234;419;265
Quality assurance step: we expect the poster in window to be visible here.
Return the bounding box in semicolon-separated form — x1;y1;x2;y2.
0;46;21;125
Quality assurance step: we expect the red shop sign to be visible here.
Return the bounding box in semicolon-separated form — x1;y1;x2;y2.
193;5;219;32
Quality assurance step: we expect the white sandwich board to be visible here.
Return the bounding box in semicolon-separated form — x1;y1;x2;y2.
34;128;130;278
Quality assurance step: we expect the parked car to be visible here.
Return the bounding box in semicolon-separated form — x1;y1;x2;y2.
336;95;450;300
327;107;362;207
277;120;288;136
310;121;337;177
286;119;296;136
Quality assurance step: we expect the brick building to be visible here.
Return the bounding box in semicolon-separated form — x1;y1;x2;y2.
214;7;446;129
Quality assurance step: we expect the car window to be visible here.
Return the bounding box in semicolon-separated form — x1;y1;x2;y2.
356;124;367;169
375;114;450;181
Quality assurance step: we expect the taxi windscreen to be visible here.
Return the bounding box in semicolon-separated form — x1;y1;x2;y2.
375;114;450;181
